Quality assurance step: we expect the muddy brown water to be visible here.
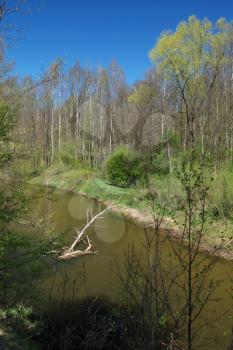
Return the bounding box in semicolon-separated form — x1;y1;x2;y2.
27;188;233;350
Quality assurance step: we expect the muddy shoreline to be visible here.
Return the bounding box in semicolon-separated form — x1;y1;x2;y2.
76;190;233;262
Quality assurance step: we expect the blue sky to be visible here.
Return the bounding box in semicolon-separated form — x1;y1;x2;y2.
5;0;233;84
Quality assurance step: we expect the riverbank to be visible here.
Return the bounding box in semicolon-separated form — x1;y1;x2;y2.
29;166;233;261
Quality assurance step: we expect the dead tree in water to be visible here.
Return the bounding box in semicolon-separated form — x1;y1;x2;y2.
58;208;109;260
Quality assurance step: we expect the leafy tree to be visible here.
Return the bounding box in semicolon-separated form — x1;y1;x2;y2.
0;99;53;309
150;16;227;150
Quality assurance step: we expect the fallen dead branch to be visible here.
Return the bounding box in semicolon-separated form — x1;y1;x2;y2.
58;208;109;260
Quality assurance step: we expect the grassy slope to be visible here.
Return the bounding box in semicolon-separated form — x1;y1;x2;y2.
29;166;233;256
30;166;148;211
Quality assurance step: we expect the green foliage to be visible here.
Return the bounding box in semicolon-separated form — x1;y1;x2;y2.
106;146;147;187
60;142;77;168
150;16;227;84
0;101;16;172
9;159;42;179
0;102;16;141
209;169;233;219
149;175;185;211
152;153;170;175
128;82;155;108
6;303;32;321
0;303;40;350
0;188;24;223
151;132;181;176
0;232;52;306
0;103;58;311
165;130;181;149
172;148;213;177
0;151;12;166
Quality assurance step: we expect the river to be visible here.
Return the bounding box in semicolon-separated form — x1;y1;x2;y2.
27;187;233;350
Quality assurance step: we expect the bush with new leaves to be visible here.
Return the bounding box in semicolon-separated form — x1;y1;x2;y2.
106;147;145;187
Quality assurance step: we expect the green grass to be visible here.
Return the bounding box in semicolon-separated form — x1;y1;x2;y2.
29;165;233;254
30;166;183;214
82;178;148;210
30;165;147;211
30;166;94;189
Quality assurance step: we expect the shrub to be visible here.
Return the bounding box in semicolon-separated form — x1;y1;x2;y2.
149;175;185;212
0;304;38;350
10;159;40;178
209;169;233;219
60;142;77;168
106;146;146;187
152;153;170;175
0;232;50;306
36;297;175;350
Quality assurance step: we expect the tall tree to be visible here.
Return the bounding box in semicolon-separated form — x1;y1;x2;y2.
150;16;227;152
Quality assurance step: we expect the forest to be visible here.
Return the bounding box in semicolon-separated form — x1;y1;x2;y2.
1;1;233;349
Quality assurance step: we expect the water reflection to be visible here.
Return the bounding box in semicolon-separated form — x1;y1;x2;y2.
30;188;233;350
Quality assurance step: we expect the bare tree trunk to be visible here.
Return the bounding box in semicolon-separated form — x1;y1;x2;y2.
51;102;54;164
58;79;61;164
167;141;172;173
